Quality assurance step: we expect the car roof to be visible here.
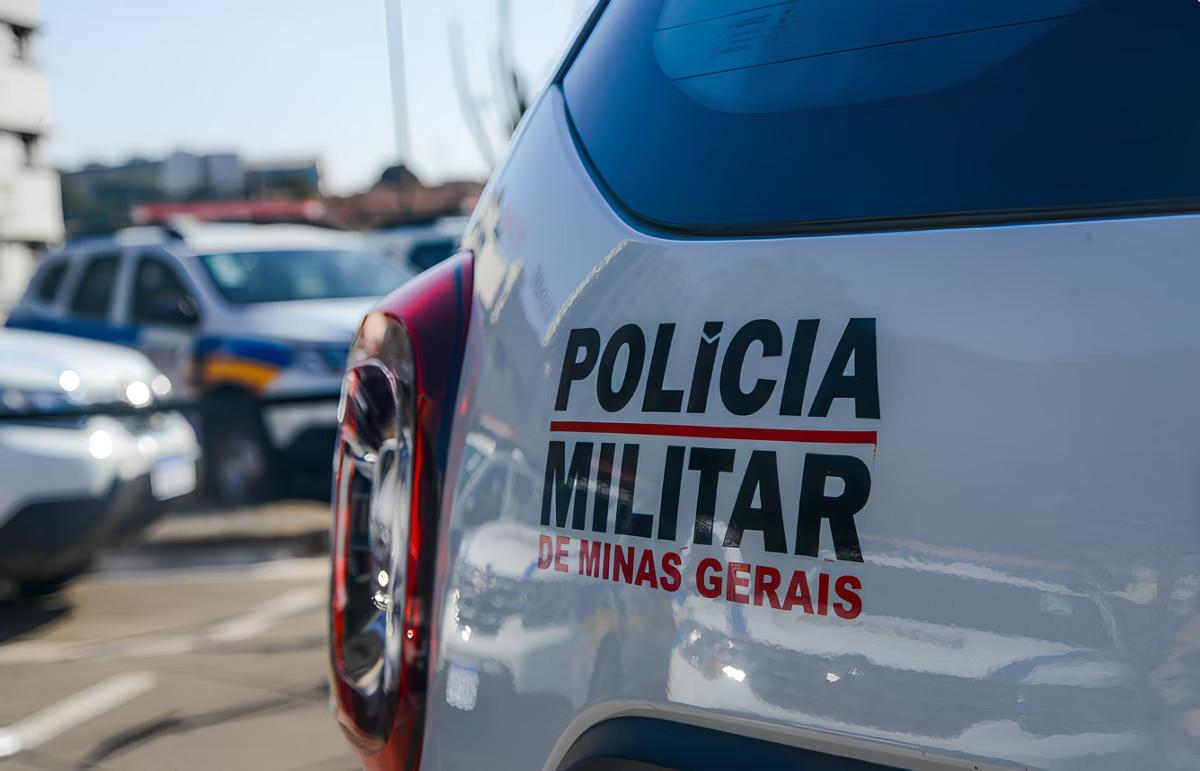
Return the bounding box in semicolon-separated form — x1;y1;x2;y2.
63;222;363;257
172;222;364;253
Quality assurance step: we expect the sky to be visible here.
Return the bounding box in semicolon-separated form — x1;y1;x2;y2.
40;0;585;195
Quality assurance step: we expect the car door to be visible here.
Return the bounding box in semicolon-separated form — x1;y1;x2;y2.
59;251;135;345
127;251;202;396
4;254;71;332
425;2;1200;770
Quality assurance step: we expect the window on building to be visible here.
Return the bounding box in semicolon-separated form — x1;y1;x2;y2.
19;134;36;167
69;254;121;319
10;26;32;62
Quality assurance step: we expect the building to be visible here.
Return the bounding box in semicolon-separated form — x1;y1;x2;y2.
60;158;163;235
160;151;244;200
0;0;63;313
243;158;322;200
62;151;246;234
322;163;482;230
61;153;323;234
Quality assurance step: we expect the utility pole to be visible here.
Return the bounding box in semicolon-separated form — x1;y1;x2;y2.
448;18;497;168
383;0;412;167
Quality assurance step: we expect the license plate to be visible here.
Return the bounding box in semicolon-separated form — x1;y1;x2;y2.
151;455;196;500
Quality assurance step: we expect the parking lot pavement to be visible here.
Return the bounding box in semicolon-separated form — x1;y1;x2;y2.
0;508;355;770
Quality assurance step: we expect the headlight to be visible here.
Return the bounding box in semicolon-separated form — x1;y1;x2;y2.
0;387;81;426
117;378;168;434
0;388;75;414
123;380;152;407
59;369;81;392
0;371;169;426
150;374;172;397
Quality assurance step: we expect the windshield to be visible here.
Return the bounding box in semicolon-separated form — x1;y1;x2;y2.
198;249;409;304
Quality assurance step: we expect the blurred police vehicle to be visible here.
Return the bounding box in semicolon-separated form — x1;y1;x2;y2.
6;221;413;503
0;328;198;596
328;1;1200;770
367;216;467;274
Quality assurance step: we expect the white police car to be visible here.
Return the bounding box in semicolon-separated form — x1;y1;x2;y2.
328;1;1200;769
7;221;413;502
0;328;198;596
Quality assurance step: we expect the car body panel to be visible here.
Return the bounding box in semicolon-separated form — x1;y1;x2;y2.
0;329;199;580
418;88;1200;770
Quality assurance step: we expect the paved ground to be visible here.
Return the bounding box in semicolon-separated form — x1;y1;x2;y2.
0;502;355;770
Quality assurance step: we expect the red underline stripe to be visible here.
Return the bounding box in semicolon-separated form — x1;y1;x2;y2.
549;420;877;445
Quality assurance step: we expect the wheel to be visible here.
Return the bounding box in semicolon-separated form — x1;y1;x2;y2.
204;395;276;505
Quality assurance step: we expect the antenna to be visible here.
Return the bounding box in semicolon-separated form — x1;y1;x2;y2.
383;0;412;166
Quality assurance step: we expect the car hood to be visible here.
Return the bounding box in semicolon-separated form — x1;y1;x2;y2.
0;328;162;399
219;297;378;344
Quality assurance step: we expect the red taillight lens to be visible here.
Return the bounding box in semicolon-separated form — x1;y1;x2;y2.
331;253;473;769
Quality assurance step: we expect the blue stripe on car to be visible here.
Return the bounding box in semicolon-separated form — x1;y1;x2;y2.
195;336;292;368
5;314;140;346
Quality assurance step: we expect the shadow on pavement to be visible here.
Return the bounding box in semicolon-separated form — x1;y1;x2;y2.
0;593;72;644
79;682;330;769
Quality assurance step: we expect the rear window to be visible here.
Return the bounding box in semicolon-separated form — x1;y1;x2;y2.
562;0;1200;233
68;254;120;318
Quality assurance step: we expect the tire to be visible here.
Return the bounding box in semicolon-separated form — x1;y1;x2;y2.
203;395;276;506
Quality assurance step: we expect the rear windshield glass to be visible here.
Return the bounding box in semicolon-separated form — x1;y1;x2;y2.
563;0;1200;233
198;249;408;304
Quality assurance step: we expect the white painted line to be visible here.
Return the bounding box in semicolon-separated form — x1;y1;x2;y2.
0;671;156;758
0;584;323;666
92;556;328;586
101;635;198;660
206;588;324;643
0;590;322;665
0;642;81;666
0;635;202;666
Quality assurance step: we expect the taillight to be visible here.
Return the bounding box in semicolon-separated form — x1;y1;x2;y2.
330;253;473;769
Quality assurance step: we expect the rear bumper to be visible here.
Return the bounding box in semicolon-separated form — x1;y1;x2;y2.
0;473;164;581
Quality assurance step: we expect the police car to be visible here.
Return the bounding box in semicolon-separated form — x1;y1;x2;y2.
329;1;1200;769
7;221;412;502
0;328;198;596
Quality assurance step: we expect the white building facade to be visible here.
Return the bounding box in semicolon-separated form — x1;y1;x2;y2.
0;0;63;314
161;151;245;200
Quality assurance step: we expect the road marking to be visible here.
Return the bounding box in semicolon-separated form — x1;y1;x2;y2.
0;589;324;665
91;556;328;586
0;641;78;665
0;671;156;758
207;588;324;642
0;636;200;666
